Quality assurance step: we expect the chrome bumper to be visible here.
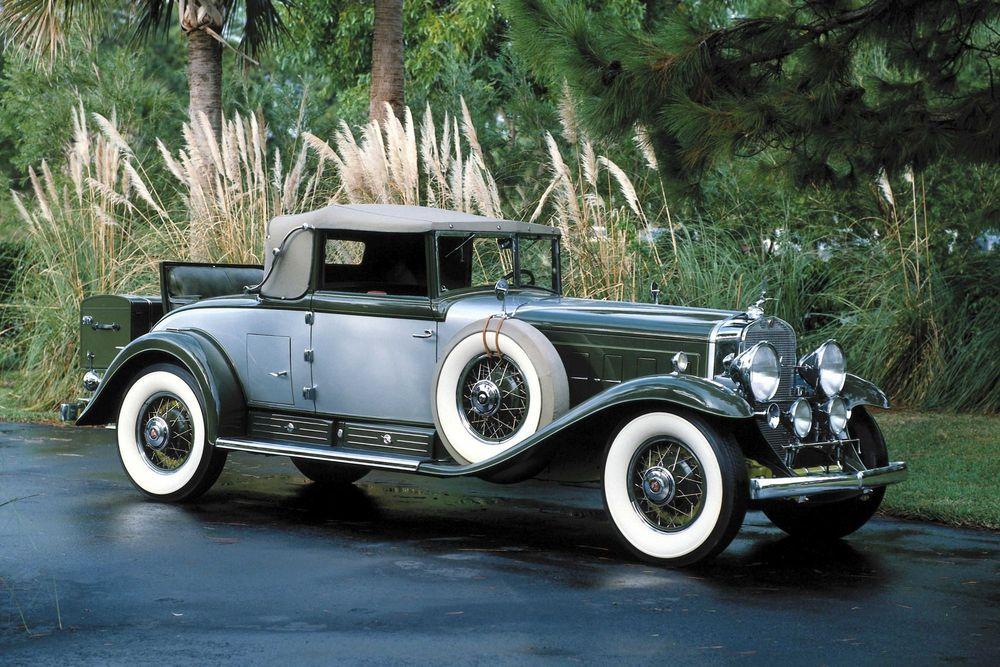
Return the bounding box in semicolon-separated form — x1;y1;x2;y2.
749;462;908;501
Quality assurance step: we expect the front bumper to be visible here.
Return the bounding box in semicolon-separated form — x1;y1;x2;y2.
749;462;908;501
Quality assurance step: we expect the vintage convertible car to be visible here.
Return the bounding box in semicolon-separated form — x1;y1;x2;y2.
72;204;907;566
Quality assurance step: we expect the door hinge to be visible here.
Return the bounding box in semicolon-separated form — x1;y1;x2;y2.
303;348;314;362
302;386;317;400
304;312;314;325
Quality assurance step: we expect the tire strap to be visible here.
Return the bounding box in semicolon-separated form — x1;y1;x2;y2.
481;313;509;358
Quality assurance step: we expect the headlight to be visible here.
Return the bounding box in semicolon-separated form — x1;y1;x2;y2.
730;342;780;402
824;396;850;436
789;398;813;438
799;340;846;396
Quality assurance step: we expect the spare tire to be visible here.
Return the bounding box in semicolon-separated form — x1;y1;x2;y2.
432;317;569;464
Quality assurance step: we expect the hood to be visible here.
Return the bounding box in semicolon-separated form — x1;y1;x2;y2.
513;295;743;341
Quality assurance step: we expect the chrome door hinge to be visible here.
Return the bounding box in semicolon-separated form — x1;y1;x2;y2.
304;312;314;325
303;349;314;362
302;386;317;400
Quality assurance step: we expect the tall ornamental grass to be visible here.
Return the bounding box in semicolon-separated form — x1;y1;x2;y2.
2;98;996;413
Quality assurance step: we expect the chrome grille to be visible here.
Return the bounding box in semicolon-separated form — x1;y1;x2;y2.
742;318;797;403
743;318;798;461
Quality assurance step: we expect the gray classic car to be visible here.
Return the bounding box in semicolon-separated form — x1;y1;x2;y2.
73;204;907;566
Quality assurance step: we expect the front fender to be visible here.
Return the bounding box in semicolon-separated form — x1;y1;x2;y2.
76;329;246;443
419;374;752;482
842;373;890;410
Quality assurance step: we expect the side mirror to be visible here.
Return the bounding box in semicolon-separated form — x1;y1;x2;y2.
650;281;661;305
495;277;510;315
494;277;509;302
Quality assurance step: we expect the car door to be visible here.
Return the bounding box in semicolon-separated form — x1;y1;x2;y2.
309;231;439;425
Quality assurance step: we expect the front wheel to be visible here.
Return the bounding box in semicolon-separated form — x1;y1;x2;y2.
602;411;748;567
116;363;227;502
762;407;888;540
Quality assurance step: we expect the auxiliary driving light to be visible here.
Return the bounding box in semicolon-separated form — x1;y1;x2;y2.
789;398;813;438
824;396;850;436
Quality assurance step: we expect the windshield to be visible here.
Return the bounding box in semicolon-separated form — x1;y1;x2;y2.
437;233;559;295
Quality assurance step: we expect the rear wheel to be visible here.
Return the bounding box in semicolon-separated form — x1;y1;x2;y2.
762;408;888;540
116;363;227;502
292;458;369;486
602;410;747;567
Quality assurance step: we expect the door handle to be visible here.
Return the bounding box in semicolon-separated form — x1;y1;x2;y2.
412;329;435;339
268;370;288;377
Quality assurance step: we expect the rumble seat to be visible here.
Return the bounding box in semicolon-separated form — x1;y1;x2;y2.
161;262;264;312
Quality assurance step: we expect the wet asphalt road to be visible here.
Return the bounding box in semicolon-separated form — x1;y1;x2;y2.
0;423;997;665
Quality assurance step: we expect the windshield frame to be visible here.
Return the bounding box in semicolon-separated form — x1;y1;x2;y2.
432;231;561;298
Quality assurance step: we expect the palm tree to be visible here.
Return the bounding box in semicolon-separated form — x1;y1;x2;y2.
0;0;289;136
369;0;404;123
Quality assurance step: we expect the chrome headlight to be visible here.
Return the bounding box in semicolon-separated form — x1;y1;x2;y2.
799;340;846;396
823;396;850;436
730;342;780;402
789;397;813;438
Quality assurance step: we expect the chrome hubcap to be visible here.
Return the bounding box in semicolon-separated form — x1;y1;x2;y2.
641;466;676;505
143;416;170;450
629;438;705;532
135;393;194;472
469;380;501;416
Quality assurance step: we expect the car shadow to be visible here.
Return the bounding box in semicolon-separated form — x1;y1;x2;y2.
176;469;889;594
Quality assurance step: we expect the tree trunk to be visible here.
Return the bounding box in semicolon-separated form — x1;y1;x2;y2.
369;0;405;124
186;28;223;261
187;28;223;137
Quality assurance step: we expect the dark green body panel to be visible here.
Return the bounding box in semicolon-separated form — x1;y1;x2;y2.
419;373;753;480
79;294;164;369
76;329;247;443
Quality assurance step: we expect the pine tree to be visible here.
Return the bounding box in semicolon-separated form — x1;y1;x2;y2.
504;0;1000;186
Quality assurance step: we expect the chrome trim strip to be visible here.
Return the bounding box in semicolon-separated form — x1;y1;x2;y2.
215;437;421;471
706;315;743;380
749;461;908;500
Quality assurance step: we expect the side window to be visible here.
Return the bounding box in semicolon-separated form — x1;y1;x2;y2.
325;239;365;265
321;232;428;297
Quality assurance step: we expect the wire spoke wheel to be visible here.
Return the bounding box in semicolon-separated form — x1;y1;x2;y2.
135;391;194;473
457;354;530;442
627;438;706;532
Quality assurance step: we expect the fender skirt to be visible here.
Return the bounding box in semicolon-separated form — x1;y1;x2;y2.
76;329;246;443
842;373;890;410
419;374;752;482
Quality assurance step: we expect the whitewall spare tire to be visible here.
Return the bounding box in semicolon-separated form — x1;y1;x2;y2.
116;363;227;502
602;410;747;566
433;318;569;464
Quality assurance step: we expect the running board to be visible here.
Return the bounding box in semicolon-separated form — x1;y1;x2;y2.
214;437;422;472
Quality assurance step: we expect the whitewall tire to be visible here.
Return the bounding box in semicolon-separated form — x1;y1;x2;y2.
602;410;747;566
432;319;568;465
116;363;227;502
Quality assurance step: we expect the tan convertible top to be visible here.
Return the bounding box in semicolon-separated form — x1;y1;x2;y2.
260;204;559;299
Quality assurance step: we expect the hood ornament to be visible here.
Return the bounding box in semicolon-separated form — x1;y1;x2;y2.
746;279;768;320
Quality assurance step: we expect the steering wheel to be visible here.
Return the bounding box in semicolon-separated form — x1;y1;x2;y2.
503;269;536;286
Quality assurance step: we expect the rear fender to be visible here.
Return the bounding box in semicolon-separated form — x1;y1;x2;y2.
76;329;246;443
419;374;752;483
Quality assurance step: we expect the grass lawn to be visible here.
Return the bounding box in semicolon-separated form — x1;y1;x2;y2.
0;374;995;530
875;410;999;530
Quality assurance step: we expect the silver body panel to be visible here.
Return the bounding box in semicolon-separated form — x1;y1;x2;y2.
154;306;316;413
310;308;438;423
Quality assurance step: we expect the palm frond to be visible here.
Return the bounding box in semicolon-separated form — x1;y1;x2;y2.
0;0;102;64
238;0;289;57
